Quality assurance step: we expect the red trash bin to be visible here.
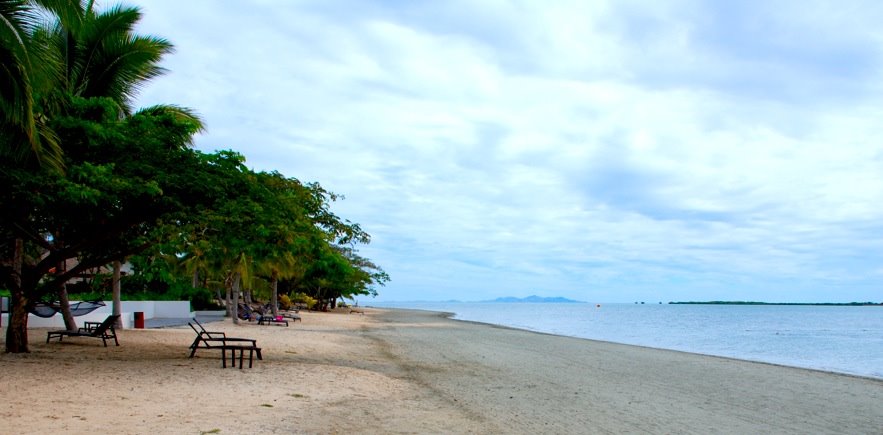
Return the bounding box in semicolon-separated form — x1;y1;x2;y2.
134;311;145;329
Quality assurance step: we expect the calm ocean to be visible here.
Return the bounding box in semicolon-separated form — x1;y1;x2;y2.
372;302;883;379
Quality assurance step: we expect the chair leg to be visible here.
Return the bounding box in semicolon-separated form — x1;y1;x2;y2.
188;338;200;357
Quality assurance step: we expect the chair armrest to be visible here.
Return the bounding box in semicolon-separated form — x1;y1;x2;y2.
202;331;226;339
83;321;101;332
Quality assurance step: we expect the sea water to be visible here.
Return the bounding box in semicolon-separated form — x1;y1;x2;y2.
372;302;883;379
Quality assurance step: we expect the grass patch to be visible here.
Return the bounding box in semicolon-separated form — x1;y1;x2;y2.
199;430;221;435
260;404;273;408
289;393;306;398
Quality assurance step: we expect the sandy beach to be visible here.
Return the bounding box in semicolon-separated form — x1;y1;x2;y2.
2;308;881;434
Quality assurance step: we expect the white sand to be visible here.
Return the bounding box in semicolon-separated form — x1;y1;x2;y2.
2;308;881;434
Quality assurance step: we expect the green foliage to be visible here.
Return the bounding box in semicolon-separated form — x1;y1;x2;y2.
278;294;292;310
289;292;317;309
0;0;65;171
1;0;386;353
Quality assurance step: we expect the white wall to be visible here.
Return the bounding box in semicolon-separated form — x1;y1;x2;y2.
0;300;193;329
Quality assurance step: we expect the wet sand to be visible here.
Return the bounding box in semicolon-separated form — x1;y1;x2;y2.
2;308;881;434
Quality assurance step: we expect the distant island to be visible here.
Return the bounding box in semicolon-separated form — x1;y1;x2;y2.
669;301;882;306
484;295;583;303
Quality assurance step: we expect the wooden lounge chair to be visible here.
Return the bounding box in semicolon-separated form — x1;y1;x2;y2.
188;319;262;362
279;310;302;322
257;314;289;326
46;314;120;347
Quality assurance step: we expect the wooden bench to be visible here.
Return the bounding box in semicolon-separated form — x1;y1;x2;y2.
221;344;261;369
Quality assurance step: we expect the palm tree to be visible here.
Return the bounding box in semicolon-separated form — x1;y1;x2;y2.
35;1;194;331
33;1;172;116
5;0;202;351
1;0;69;353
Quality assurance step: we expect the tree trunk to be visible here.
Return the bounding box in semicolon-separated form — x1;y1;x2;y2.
191;268;199;289
270;270;279;316
55;235;77;331
6;293;30;353
224;275;233;317
215;288;223;308
231;272;241;325
112;260;122;329
58;283;77;331
5;238;28;353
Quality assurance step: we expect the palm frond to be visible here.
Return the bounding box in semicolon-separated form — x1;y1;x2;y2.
135;104;205;145
85;33;172;113
0;0;63;171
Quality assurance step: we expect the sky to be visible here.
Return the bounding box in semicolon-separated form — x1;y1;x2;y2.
133;0;883;303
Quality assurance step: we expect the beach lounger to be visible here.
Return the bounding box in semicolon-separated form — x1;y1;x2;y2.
254;303;297;324
188;319;262;361
279;310;302;322
257;314;289;326
46;314;120;347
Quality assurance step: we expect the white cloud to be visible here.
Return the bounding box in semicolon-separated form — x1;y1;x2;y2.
134;0;883;302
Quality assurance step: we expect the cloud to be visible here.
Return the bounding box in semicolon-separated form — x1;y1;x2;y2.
134;0;883;302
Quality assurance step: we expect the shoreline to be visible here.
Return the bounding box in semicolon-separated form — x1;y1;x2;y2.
2;307;881;433
423;308;883;382
372;308;883;433
372;303;883;381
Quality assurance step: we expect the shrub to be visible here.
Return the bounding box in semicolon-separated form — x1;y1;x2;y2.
290;292;318;309
279;294;292;310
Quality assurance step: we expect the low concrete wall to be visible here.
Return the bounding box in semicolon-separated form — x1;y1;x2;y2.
0;300;193;329
118;301;194;318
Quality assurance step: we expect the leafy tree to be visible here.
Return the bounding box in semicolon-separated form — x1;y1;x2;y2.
1;96;204;352
34;0;190;328
250;171;327;316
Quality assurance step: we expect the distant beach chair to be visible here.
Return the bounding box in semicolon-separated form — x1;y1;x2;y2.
254;303;296;325
188;318;262;365
46;314;120;347
280;310;302;322
238;303;261;321
257;314;289;326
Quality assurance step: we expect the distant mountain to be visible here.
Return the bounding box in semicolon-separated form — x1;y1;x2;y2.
485;295;583;303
